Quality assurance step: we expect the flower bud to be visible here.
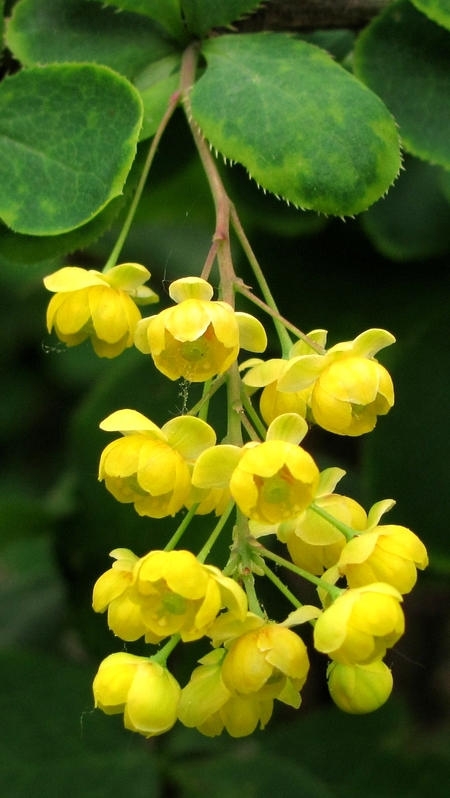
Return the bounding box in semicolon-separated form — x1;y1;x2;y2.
327;660;393;714
93;652;181;736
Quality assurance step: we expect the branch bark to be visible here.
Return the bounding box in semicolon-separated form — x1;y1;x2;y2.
237;0;391;31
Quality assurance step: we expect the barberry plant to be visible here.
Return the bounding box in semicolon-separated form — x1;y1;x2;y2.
3;0;441;744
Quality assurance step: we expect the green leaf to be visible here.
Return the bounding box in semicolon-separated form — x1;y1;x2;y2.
181;0;260;37
0;139;147;264
87;0;187;42
0;63;142;235
411;0;450;31
134;54;182;141
361;155;450;260
354;0;450;168
172;751;334;798
0;498;54;547
0;536;65;649
191;34;401;216
6;0;178;80
0;649;161;798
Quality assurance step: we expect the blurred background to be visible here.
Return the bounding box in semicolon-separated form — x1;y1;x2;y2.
1;38;450;794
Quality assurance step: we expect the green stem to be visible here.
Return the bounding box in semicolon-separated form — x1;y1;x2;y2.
103;90;180;272
226;362;244;446
180;43;236;306
240;413;260;442
258;545;343;600
186;374;226;417
150;634;181;666
259;559;303;610
240;390;267;439
197;499;236;564
201;239;220;282
230;206;292;356
242;572;265;618
310;503;358;541
235;283;326;355
198;379;212;422
164;504;199;551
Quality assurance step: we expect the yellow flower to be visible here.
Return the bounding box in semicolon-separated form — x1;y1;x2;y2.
185;485;232;516
338;524;428;594
327;660;393;714
44;263;158;358
92;548;146;641
178;649;273;738
178;615;309;737
98;409;216;518
314;583;404;665
220;621;310;700
259;379;310;426
135;276;267;382
192;414;319;524
277;329;395;436
134;549;248;643
310;356;394;436
230;440;319;524
265;467;367;575
93;652;180;736
243;329;326;425
93;548;247;644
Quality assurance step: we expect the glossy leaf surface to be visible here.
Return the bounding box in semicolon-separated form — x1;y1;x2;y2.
6;0;178;80
0;64;142;235
191;34;400;215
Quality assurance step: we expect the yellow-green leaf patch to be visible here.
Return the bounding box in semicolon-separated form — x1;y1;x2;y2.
410;0;450;31
6;0;179;80
191;34;400;216
0;64;143;235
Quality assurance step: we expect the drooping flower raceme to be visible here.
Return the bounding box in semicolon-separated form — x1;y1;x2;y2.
192;414;319;524
93;652;181;736
314;583;404;665
44;263;158;358
98;409;216;517
134;276;267;381
93;548;248;644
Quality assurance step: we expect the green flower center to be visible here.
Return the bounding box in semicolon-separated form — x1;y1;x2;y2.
180;337;210;362
124;475;149;497
351;402;369;417
161;591;187;615
261;473;291;504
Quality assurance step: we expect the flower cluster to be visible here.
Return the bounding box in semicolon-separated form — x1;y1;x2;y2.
43;265;427;736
